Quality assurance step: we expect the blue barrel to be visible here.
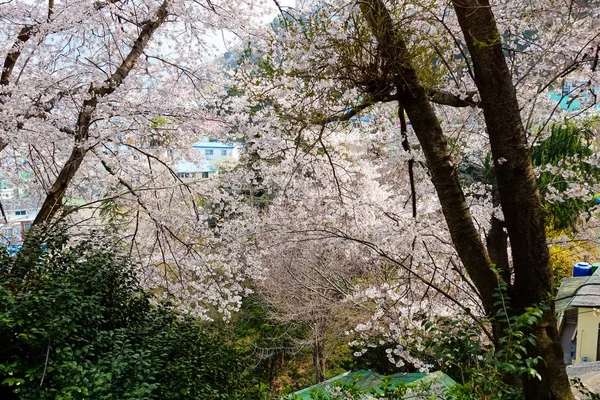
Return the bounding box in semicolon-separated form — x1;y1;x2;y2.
573;262;593;277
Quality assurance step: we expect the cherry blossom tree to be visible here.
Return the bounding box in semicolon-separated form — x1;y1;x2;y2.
222;0;600;397
0;0;275;318
3;0;600;396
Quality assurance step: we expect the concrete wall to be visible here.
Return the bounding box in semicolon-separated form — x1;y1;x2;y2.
561;322;577;365
575;307;600;364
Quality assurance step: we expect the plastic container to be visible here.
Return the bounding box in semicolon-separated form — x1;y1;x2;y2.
593;263;600;275
573;262;593;277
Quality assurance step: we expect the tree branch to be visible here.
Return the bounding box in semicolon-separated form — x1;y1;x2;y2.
428;88;479;108
32;0;170;228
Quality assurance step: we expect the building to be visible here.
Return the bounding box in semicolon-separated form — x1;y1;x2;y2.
0;197;41;245
549;79;600;112
175;140;239;180
556;267;600;365
0;164;41;244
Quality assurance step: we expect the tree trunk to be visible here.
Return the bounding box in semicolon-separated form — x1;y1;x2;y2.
313;327;325;384
360;0;573;397
451;0;573;397
360;0;497;315
32;146;87;226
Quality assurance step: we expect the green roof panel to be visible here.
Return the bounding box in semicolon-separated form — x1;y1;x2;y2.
284;370;456;399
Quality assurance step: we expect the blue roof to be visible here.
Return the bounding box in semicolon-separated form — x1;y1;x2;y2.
192;141;236;149
350;115;373;122
344;106;374;122
549;92;600;112
2;244;48;256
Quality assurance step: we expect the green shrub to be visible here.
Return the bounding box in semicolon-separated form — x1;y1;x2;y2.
0;233;263;399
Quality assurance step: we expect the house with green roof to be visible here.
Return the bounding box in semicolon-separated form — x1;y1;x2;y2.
283;369;456;399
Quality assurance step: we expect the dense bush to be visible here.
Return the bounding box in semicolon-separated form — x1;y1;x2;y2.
0;234;264;399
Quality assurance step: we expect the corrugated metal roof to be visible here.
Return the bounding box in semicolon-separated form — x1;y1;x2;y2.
556;271;600;315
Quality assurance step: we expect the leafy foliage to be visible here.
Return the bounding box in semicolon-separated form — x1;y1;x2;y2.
492;278;544;382
416;315;524;400
409;273;552;400
443;278;546;400
0;234;264;399
532;121;600;230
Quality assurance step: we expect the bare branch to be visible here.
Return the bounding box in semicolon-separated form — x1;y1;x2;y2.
428;89;479;108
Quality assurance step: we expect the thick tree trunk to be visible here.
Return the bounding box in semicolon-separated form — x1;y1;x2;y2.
32;146;87;226
451;1;573;398
360;0;573;397
400;78;498;313
450;0;552;308
360;0;497;315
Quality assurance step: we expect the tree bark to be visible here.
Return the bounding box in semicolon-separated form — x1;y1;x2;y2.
360;0;497;314
451;0;572;398
360;0;573;397
313;324;325;384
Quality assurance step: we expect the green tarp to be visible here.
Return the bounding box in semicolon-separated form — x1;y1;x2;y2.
284;369;456;399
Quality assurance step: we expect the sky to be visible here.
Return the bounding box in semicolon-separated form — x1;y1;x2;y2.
205;0;296;56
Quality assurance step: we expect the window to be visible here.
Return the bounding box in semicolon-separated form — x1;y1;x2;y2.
205;149;213;156
201;172;209;179
15;210;26;216
1;228;14;237
221;149;227;156
177;172;190;178
23;223;32;233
